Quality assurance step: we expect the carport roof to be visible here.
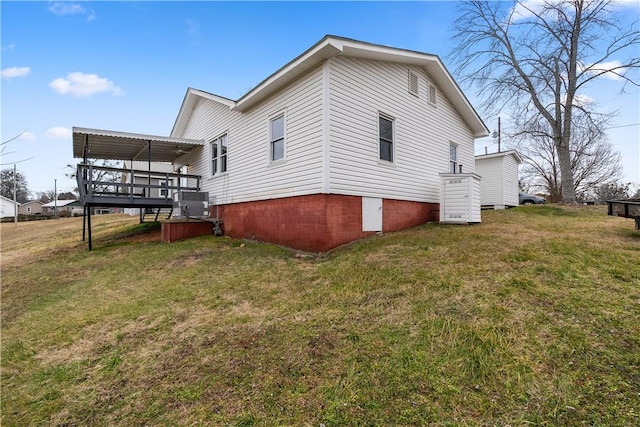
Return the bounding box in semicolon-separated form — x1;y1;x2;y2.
73;127;204;163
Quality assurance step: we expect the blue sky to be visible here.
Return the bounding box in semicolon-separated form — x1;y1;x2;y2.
2;1;638;196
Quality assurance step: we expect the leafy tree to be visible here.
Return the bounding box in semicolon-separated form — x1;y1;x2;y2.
450;0;639;203
0;169;30;203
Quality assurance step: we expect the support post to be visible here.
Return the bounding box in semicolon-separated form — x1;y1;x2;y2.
88;205;93;250
82;205;87;241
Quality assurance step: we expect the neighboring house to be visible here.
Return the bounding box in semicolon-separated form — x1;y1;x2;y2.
169;35;488;251
0;195;19;218
475;151;522;209
18;200;44;215
121;161;180;216
41;199;82;215
73;35;489;252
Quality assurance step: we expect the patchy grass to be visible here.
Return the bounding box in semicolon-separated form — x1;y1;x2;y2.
1;208;639;426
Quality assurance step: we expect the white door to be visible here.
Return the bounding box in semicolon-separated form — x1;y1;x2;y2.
362;197;383;231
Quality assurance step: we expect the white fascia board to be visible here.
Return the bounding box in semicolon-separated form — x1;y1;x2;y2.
73;127;203;145
171;88;235;137
475;150;523;163
234;38;343;112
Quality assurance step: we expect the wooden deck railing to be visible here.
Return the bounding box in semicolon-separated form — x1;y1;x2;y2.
76;163;202;207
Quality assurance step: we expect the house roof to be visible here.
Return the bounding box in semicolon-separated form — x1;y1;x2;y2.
172;35;489;138
21;200;44;206
475;150;523;164
42;199;80;208
0;195;20;205
72;127;205;163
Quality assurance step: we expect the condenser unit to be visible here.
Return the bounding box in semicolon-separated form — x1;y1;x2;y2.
172;191;209;218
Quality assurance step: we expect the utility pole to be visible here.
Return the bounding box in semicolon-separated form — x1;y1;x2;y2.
54;179;57;218
13;164;18;224
497;116;501;153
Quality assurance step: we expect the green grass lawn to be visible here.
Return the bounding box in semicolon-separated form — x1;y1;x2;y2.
1;206;639;426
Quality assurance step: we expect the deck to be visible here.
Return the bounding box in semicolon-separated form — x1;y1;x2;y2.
607;198;640;230
76;163;204;249
77;163;201;208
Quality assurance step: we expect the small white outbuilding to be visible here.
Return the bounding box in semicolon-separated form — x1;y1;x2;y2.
475;150;522;209
0;195;19;218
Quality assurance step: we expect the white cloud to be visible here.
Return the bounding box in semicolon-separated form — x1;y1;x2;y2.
1;43;16;52
49;72;123;97
583;60;625;81
19;131;37;141
49;2;96;21
45;127;72;139
2;66;31;79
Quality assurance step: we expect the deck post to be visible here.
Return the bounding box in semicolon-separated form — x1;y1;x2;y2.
82;205;87;241
88;205;93;251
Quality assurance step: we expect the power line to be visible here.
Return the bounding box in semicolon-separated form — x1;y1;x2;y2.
606;123;640;129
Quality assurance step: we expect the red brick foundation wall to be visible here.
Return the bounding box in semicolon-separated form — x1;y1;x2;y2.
214;194;439;252
383;198;439;232
161;221;213;243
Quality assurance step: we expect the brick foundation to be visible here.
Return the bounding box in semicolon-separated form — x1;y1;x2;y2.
161;220;214;243
213;194;438;252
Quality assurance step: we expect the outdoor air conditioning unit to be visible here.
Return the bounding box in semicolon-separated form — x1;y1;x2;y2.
173;191;209;218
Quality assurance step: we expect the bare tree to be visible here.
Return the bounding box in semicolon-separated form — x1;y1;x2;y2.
65;159;123;193
515;108;623;201
449;0;640;202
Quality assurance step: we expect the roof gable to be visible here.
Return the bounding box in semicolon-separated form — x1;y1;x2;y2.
475;150;523;164
171;35;489;139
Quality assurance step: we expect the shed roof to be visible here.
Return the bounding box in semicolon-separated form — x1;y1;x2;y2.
172;35;489;138
73;127;204;163
42;199;81;208
475;150;523;164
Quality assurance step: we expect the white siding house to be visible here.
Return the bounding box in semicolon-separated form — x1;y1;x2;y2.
475;151;522;209
75;35;488;251
1;195;19;218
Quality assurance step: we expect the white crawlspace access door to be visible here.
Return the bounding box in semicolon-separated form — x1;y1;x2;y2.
362;197;383;231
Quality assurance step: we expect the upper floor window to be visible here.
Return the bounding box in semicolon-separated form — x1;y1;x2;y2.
450;143;458;173
270;114;285;162
210;133;228;176
379;115;394;162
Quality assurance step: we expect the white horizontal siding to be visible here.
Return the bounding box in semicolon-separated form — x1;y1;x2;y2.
504;155;519;207
328;56;476;203
176;67;325;204
440;174;481;223
476;153;520;207
476;156;504;206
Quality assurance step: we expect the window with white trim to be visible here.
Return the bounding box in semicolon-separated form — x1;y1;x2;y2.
379;115;394;162
159;180;171;198
210;133;228;176
450;143;458;173
270;114;285;162
27;206;32;213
